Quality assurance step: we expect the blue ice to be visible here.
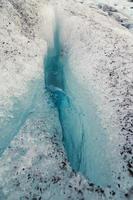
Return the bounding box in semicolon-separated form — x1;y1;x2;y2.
45;27;113;187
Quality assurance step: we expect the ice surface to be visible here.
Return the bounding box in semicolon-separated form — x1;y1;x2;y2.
0;0;133;199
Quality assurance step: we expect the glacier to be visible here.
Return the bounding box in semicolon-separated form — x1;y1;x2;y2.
0;0;133;200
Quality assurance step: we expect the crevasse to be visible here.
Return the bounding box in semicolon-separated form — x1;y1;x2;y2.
45;25;114;187
0;80;40;155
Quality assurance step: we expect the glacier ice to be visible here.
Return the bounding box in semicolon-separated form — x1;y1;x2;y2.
0;0;133;199
0;81;41;155
45;24;113;187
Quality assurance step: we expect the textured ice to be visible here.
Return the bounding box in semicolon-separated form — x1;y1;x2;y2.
0;0;133;200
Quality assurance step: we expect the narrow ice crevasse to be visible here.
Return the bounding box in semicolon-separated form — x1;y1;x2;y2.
0;80;41;156
45;24;114;188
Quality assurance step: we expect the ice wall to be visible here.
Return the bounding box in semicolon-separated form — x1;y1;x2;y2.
45;25;114;187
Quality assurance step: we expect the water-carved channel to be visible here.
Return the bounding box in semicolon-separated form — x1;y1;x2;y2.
45;26;113;187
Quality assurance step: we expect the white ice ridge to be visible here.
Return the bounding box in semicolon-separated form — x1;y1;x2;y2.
0;0;133;200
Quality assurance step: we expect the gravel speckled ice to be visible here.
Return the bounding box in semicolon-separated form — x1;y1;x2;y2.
0;0;133;199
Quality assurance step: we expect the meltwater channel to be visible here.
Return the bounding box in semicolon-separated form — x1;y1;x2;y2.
45;26;114;187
